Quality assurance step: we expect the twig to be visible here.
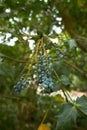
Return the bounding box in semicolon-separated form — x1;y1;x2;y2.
61;89;69;102
1;95;21;101
1;54;28;63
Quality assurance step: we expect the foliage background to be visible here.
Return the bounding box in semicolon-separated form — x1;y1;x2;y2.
0;0;87;130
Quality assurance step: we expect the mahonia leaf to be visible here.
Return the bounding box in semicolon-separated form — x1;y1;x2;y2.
54;82;62;91
67;39;77;50
61;75;70;85
56;103;78;130
54;94;65;103
76;96;87;116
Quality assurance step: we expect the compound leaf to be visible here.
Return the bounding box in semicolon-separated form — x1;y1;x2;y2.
56;103;78;130
76;96;87;116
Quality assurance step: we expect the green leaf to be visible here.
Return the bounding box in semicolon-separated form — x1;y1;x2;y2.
61;75;70;85
53;82;62;91
67;39;77;50
53;61;71;77
56;103;78;130
76;96;87;116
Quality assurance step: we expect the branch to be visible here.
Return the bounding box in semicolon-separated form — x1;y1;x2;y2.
1;54;28;63
1;95;20;101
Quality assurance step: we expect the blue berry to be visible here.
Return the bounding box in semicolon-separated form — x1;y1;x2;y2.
14;74;31;93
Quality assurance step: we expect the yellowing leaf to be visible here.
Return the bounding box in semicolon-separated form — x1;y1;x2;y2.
54;94;65;102
38;123;51;130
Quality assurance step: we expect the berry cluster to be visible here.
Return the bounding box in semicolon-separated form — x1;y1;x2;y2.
14;38;55;94
56;48;67;59
14;74;31;93
36;54;54;93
